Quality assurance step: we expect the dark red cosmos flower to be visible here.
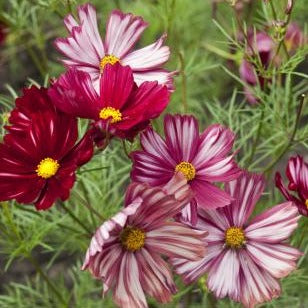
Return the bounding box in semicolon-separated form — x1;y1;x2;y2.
0;86;94;210
48;63;170;140
0;22;6;45
275;155;308;216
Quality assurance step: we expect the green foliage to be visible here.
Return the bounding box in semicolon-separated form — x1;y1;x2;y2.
0;0;307;307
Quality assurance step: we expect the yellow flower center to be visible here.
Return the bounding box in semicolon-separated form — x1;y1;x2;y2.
99;107;122;123
36;158;60;179
120;227;145;251
100;54;120;71
225;227;245;248
305;199;308;209
175;161;196;181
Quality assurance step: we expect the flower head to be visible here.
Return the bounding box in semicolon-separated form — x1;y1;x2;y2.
0;86;94;210
131;114;241;224
49;63;169;140
82;174;207;308
54;3;175;91
276;155;308;216
173;172;301;307
285;22;305;54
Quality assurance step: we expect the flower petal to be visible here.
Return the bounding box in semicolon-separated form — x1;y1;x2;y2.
122;34;170;70
191;180;233;209
246;242;301;278
146;221;207;260
105;10;148;58
164;114;200;162
245;201;300;243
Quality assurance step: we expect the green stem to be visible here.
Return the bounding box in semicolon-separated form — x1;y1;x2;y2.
178;51;188;113
247;109;265;167
207;292;218;308
264;94;305;174
59;202;93;235
27;254;67;306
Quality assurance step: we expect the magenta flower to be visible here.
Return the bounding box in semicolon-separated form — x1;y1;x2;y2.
239;31;274;104
82;174;207;308
276;155;308;216
285;22;305;54
48;63;169;141
173;172;301;307
131;114;241;224
54;3;174;91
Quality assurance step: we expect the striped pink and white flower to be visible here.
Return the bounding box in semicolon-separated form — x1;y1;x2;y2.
276;155;308;216
172;172;302;307
82;173;207;308
54;3;174;92
131;114;241;224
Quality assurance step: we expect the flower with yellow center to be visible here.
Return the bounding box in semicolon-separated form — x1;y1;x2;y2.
36;158;60;179
99;54;120;71
175;161;196;181
225;226;245;248
99;107;122;123
120;227;146;251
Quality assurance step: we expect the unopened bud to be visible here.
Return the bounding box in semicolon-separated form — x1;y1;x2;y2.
285;0;294;14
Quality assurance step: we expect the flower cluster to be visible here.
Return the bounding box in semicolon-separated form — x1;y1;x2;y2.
0;2;306;308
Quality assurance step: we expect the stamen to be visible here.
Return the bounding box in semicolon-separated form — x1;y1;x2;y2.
36;158;60;179
305;199;308;209
99;107;122;123
120;227;145;251
100;55;120;71
175;161;196;181
225;226;245;248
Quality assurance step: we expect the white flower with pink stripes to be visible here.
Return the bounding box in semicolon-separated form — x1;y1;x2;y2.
173;172;302;307
82;174;207;308
55;3;174;92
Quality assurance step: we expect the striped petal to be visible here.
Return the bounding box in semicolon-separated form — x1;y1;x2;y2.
245;201;299;243
122;34;170;70
105;10;148;58
145;221;207;260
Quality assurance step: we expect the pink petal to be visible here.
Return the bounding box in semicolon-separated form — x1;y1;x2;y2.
245;201;300;243
238;250;281;307
224;172;264;227
105;10;148;58
100;63;134;110
146;221;207;260
246;242;301;278
191;180;233;209
82;198;142;269
132;69;176;91
126;173;192;229
113;252;147;308
55;4;104;68
136;248;177;303
172;243;223;284
122;34;170;70
192;124;235;168
164;114;200;162
196;155;241;182
48;69;99;119
207;249;240;300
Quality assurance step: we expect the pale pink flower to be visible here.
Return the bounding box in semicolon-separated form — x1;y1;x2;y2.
173;172;302;307
82;174;207;308
131;114;241;224
55;3;174;92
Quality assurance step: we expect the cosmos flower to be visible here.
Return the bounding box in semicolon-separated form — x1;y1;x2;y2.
48;63;169;141
239;31;274;104
172;172;301;307
276;155;308;216
131;114;241;224
82;173;207;308
54;3;174;91
0;86;93;210
285;22;305;54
